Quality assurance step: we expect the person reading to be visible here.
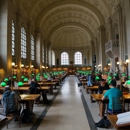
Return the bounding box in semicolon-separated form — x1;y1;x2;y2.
102;80;123;114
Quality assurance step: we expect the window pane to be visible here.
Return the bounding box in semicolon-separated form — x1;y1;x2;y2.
74;52;82;65
30;35;35;60
61;52;69;65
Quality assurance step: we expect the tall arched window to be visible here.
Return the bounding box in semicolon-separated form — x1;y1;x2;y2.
46;48;47;64
75;52;82;65
12;20;15;56
21;27;27;59
61;52;69;65
42;44;44;63
52;51;55;65
31;35;35;60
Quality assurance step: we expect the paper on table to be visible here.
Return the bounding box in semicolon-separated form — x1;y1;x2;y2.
116;112;130;125
0;115;6;121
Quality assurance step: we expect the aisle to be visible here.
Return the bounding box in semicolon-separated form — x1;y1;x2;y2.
37;75;90;130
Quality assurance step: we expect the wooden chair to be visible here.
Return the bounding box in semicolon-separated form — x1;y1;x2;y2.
107;97;124;115
5;97;21;128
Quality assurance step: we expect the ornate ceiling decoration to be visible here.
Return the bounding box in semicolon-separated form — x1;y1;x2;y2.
13;0;121;48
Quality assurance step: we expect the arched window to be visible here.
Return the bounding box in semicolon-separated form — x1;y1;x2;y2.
46;48;47;64
21;27;27;59
12;20;15;56
42;44;44;63
52;51;55;65
75;52;82;65
31;35;35;60
61;52;69;65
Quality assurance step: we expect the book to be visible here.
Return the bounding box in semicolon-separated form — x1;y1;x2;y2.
0;115;6;122
116;112;130;126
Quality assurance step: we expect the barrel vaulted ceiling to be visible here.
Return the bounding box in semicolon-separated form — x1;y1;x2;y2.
13;0;122;49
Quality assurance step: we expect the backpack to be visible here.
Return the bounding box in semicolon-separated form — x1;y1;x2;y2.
95;116;111;128
20;108;32;123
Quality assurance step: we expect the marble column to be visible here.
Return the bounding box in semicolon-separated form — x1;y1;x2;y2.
35;29;42;72
98;25;106;72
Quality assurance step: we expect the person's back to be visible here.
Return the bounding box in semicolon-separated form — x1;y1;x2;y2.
1;87;21;115
98;80;109;94
103;80;122;111
87;74;93;86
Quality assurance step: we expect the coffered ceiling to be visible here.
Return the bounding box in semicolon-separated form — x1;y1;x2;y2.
13;0;122;49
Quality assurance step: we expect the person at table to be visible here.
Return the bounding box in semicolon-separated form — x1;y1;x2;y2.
123;77;130;92
87;73;93;86
1;86;21;121
102;80;122;115
98;79;109;94
6;76;14;87
29;78;51;104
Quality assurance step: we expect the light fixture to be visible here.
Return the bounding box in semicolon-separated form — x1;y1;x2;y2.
46;66;48;69
95;65;96;67
126;59;129;63
31;65;34;68
21;64;24;68
98;64;101;67
12;62;15;66
42;66;45;68
108;63;111;65
117;62;119;65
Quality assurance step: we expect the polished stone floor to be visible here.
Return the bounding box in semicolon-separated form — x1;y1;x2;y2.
2;75;116;130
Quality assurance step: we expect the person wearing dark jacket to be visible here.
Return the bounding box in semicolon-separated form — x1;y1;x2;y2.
29;78;51;104
98;80;109;94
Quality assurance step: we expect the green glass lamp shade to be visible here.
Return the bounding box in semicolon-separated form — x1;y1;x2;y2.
37;73;40;76
18;82;23;86
105;72;109;74
21;76;25;79
128;76;130;79
114;73;117;76
13;76;17;79
24;78;28;82
4;78;9;82
126;80;130;85
122;73;126;76
31;74;35;76
95;76;100;80
1;82;7;87
108;80;112;85
108;76;112;80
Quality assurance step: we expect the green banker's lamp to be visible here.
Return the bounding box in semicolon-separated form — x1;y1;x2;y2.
21;76;25;79
24;78;28;82
126;80;130;85
95;76;100;80
13;76;17;79
4;78;9;82
18;82;23;87
1;82;7;87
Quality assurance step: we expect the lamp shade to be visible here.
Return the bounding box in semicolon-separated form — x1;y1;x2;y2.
126;80;130;85
108;80;112;85
1;82;7;87
108;76;112;80
95;76;100;80
24;78;28;82
114;73;117;76
4;78;9;82
122;73;126;77
18;82;23;87
13;76;17;79
21;76;25;79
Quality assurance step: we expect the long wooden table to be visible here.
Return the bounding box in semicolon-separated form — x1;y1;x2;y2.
107;115;130;130
0;116;13;129
91;93;130;117
0;94;40;112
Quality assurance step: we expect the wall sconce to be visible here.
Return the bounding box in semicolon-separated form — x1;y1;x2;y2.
46;66;48;69
98;64;101;67
31;65;34;68
42;66;45;68
126;59;129;63
21;64;24;68
108;63;111;65
117;62;119;65
12;62;15;66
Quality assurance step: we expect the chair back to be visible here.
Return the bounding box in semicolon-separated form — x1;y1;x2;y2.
111;97;124;114
4;97;18;115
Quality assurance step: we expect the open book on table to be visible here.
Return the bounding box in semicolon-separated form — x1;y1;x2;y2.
0;115;7;122
116;111;130;127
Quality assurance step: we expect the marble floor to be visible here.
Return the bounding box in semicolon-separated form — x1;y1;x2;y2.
2;75;116;130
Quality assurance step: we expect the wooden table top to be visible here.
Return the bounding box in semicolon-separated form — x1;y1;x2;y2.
91;93;130;102
0;94;40;101
86;86;98;90
0;86;50;91
107;115;130;130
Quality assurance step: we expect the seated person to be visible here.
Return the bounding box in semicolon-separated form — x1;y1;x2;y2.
1;87;21;121
123;77;130;92
102;80;122;114
29;78;51;104
98;79;109;94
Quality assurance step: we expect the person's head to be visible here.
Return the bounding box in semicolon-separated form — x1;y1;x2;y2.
124;77;128;81
4;86;11;92
100;79;105;87
31;78;36;82
109;80;116;88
